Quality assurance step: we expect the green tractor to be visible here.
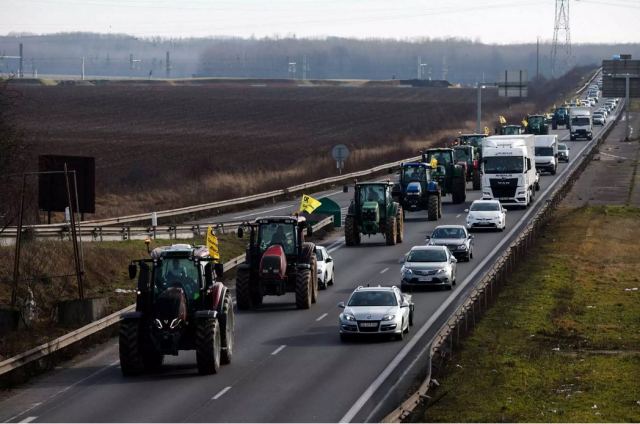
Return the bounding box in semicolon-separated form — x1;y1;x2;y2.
391;162;442;221
345;181;404;246
525;114;549;135
421;148;467;204
498;124;524;135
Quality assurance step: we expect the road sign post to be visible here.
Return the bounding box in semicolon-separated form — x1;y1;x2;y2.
331;144;350;175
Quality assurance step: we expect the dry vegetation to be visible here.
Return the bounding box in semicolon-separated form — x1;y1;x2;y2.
5;68;589;222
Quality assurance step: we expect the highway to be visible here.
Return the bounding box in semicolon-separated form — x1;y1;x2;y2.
0;93;618;423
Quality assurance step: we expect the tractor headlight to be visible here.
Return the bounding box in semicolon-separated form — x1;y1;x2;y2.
154;319;163;329
170;318;182;329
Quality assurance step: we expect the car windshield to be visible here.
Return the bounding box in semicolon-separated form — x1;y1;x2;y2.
348;291;397;307
470;202;500;211
154;257;200;300
359;185;385;204
406;249;447;262
571;117;590;126
401;165;426;184
535;147;554;156
259;222;296;255
432;227;466;239
315;249;324;261
484;156;524;174
558;144;568;151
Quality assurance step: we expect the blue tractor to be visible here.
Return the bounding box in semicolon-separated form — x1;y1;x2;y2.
392;162;442;221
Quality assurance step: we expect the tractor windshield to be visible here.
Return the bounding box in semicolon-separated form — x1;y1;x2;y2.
259;222;296;255
154;257;200;301
425;151;452;167
401;166;426;184
484;156;524;174
358;185;385;205
453;148;470;163
459;136;484;148
528;116;544;127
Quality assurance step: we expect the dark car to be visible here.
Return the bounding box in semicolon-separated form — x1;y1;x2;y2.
426;225;474;262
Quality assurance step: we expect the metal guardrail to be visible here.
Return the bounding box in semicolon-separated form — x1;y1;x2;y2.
0;216;334;378
7;156;419;232
576;67;601;95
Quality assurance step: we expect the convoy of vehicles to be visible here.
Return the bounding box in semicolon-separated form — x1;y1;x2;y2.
117;78;617;368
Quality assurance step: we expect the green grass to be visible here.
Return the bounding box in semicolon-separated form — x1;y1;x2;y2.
416;206;640;422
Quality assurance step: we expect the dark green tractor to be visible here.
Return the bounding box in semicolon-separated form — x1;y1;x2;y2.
421;148;466;204
453;145;481;191
498;124;524;135
345;182;404;246
525;114;549;135
454;133;486;191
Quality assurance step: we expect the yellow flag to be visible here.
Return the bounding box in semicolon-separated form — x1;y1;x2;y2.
430;157;438;169
499;115;507;125
206;226;220;260
484;126;490;135
299;194;322;214
521;119;528;127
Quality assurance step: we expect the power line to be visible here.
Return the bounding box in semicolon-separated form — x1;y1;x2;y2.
550;0;571;77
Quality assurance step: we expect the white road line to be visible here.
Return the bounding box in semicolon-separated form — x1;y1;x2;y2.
599;152;628;160
212;386;232;400
19;417;37;423
340;133;599;423
380;267;389;274
455;214;461;218
316;313;328;322
326;190;345;197
271;345;286;356
233;204;293;220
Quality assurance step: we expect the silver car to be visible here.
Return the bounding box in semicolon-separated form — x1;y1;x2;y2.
338;286;414;341
426;225;474;261
401;245;457;291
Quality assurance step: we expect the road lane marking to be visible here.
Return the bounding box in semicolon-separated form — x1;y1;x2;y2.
19;417;37;423
326;190;345;197
340;130;600;423
380;267;389;274
233;204;293;219
600;152;628;160
271;345;286;356
455;214;461;218
212;386;232;400
316;313;328;322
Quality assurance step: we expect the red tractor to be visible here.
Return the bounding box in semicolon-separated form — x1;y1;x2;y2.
236;216;318;310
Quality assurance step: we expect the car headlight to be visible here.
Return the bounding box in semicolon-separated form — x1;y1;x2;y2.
436;268;447;274
382;314;395;321
341;313;356;322
402;267;413;276
458;244;467;250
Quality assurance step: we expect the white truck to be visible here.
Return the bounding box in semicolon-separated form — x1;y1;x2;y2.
569;107;592;141
481;134;538;208
534;134;559;175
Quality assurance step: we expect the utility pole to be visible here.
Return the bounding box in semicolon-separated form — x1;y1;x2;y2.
625;74;631;141
19;43;23;78
551;0;571;77
81;56;85;80
536;37;540;80
166;51;171;78
476;83;484;133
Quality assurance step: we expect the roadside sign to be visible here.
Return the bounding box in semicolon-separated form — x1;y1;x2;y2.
331;144;350;174
497;70;528;97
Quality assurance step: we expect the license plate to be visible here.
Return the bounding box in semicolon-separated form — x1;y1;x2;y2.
360;322;378;327
499;197;511;201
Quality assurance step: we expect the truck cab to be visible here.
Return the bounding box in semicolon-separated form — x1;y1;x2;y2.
534;135;559;175
569;107;593;141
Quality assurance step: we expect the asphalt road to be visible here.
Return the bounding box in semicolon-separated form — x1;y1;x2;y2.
0;91;618;423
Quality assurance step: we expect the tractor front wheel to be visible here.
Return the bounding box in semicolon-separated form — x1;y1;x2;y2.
451;176;466;204
472;168;481;190
119;319;145;376
396;208;404;243
344;215;360;246
196;317;221;375
427;194;439;221
295;268;312;309
385;216;397;246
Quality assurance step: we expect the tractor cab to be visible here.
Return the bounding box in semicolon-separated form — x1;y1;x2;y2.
499;124;524;135
525;114;549;135
455;133;486;151
422;148;455;177
420;148;467;204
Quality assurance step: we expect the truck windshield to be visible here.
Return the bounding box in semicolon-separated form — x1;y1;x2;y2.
571;117;590;126
484;156;524;174
535;147;554;156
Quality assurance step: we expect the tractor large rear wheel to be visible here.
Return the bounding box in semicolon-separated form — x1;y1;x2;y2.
119;319;145;376
196;317;221;375
396;208;404;243
235;265;252;310
295;268;312;309
344;215;360;246
451;176;466;204
427;194;439;221
385;216;397;246
218;291;234;365
472;168;481;190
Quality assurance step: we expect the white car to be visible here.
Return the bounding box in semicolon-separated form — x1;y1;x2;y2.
338;285;414;341
465;199;507;231
593;112;606;126
315;246;335;289
401;245;457;291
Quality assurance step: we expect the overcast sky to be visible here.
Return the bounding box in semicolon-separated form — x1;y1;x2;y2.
2;0;639;44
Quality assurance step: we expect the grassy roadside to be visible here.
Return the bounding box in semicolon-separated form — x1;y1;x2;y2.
0;234;247;360
413;206;640;422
